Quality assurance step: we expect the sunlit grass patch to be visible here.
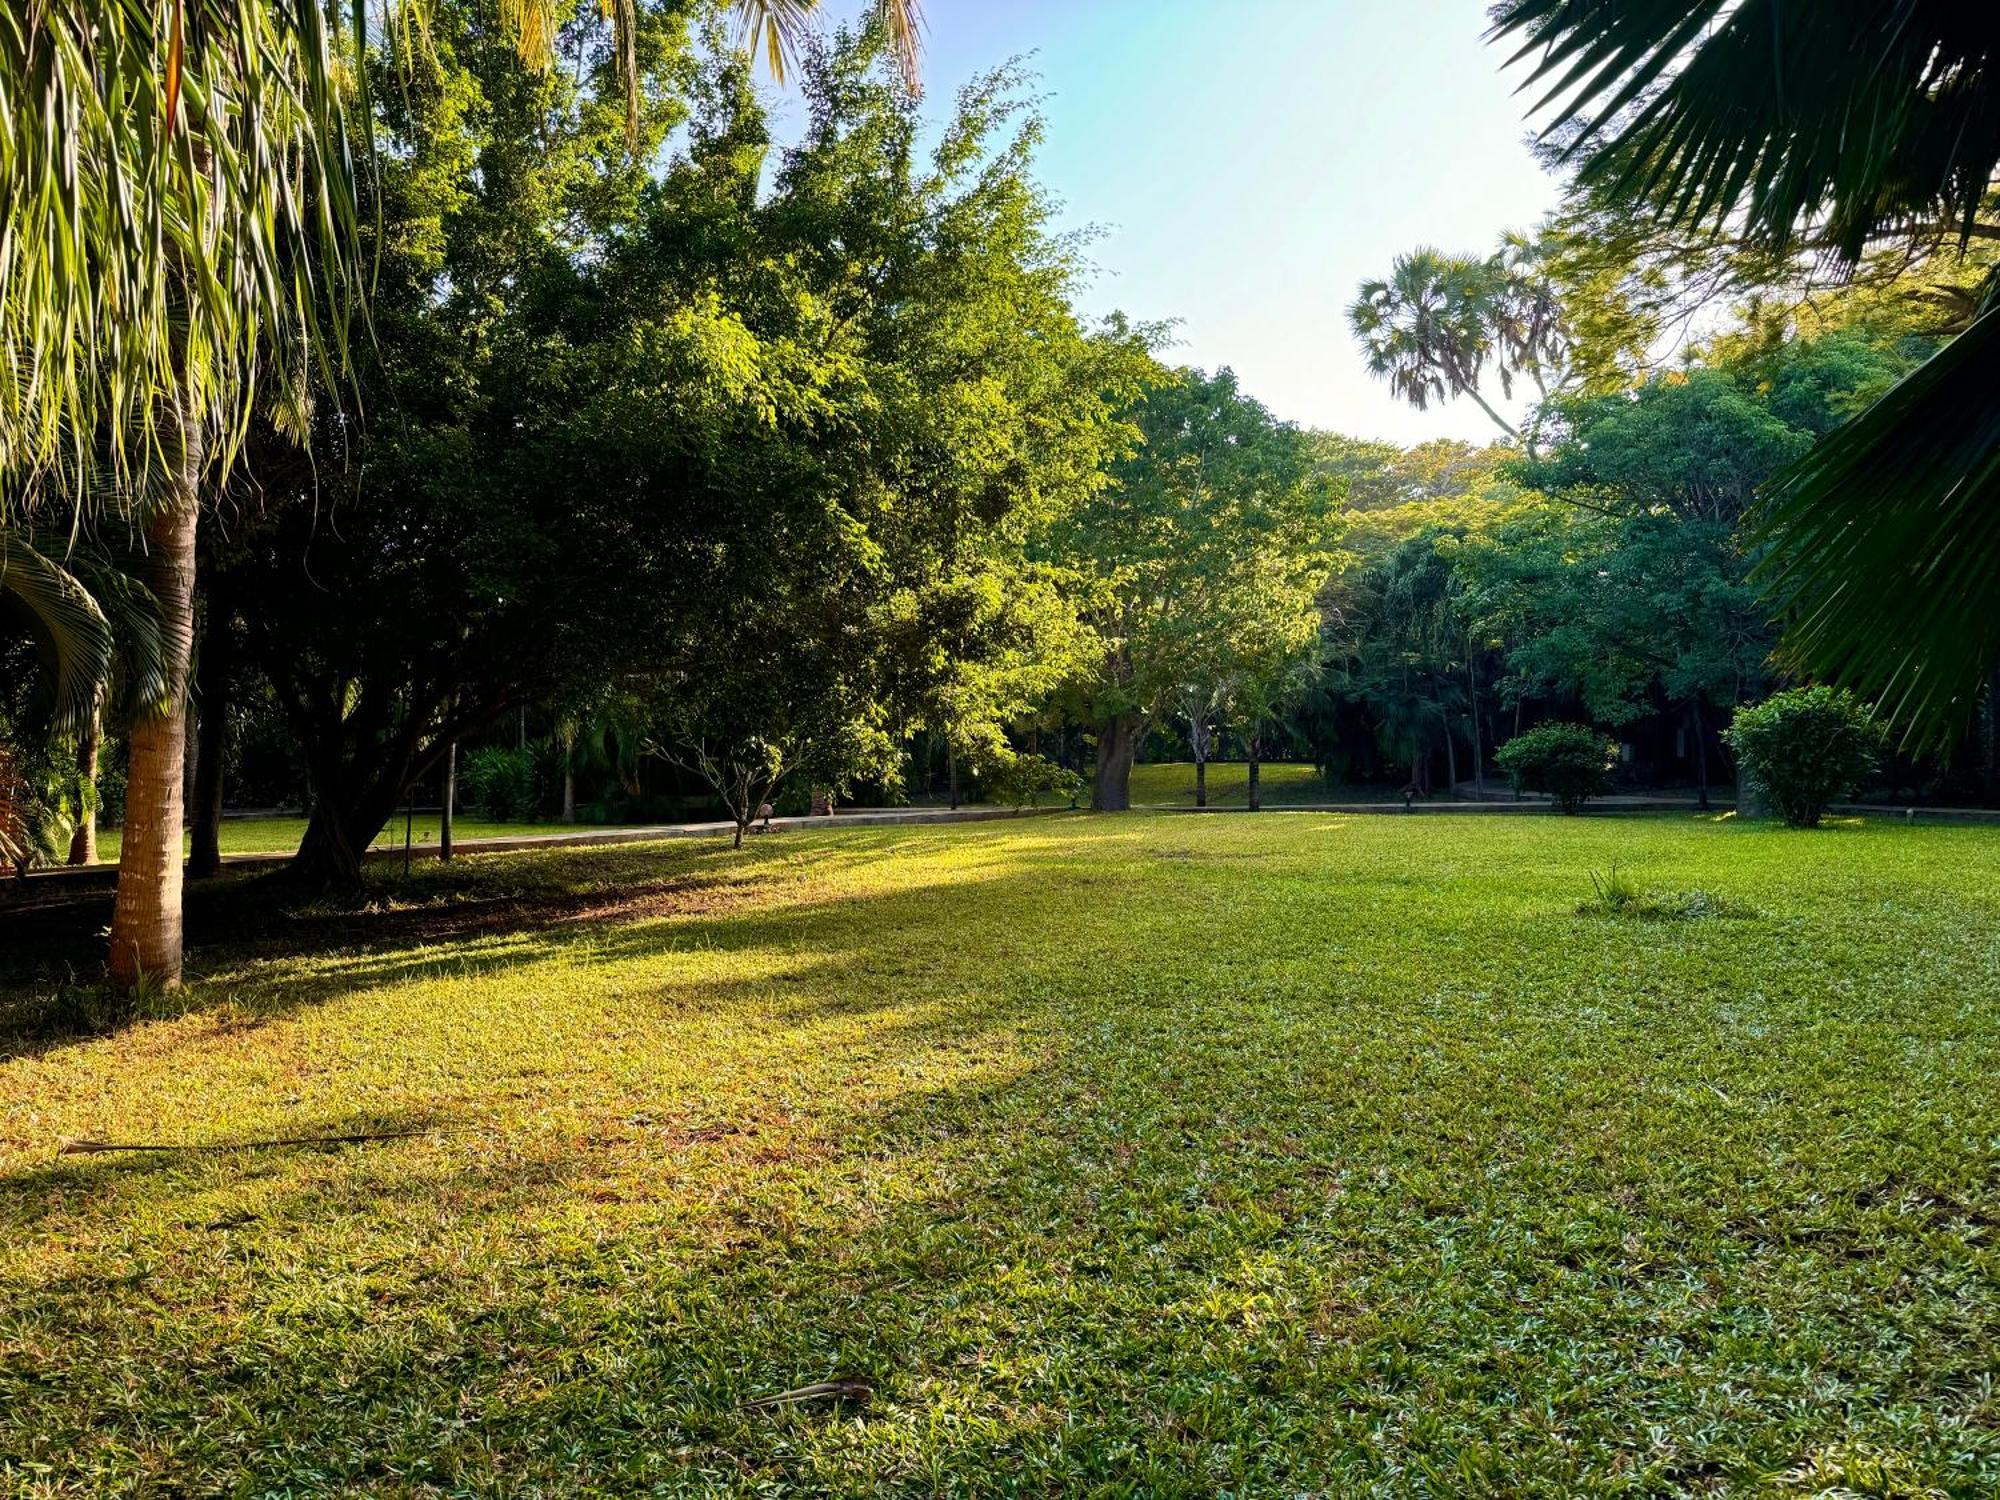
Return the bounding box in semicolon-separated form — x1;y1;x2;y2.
3;813;1999;1493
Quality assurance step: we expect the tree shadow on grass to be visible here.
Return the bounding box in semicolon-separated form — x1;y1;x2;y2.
0;824;1097;1060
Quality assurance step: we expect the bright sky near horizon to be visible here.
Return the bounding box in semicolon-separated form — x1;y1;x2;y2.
772;0;1564;447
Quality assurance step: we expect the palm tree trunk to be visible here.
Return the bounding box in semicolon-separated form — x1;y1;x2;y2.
109;424;202;989
67;706;100;866
1247;732;1262;811
1465;387;1520;444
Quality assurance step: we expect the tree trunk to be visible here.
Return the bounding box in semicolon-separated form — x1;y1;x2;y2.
948;749;960;810
109;444;201;989
1444;721;1458;796
1091;715;1136;812
562;763;576;823
1690;698;1711;811
1247;733;1262;811
289;752;417;889
1469;654;1485;799
1195;753;1207;808
187;614;234;880
441;741;456;862
67;707;100;866
292;803;372;888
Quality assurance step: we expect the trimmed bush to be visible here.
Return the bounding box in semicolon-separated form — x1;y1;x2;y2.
1724;686;1883;827
1494;722;1617;814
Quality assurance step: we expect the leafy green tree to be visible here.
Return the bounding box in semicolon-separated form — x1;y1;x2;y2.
1520;370;1814;525
210;0;706;886
1320;530;1484;795
598;43;1141;843
1053;366;1340;810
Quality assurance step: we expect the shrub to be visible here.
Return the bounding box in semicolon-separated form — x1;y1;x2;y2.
1494;722;1617;813
983;751;1084;810
1724;686;1883;827
461;745;540;822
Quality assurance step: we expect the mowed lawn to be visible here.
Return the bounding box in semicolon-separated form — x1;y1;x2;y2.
92;816;651;863
1126;759;1334;806
3;814;1999;1495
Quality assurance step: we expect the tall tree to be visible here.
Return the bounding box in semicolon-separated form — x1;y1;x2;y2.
1054;366;1340;810
0;0;364;983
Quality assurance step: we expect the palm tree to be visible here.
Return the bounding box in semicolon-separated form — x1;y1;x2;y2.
1;0;922;986
1489;0;2000;742
1349;250;1521;442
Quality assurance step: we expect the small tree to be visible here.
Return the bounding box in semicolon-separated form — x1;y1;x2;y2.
1724;686;1883;827
1494;721;1616;813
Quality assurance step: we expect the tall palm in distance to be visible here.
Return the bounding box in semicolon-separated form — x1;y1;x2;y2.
1349;250;1522;443
1489;0;2000;742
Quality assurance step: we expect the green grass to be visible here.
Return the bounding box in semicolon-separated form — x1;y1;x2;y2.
93;816;649;862
1127;760;1345;806
4;813;1999;1494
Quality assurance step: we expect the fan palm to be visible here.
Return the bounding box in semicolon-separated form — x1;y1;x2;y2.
1490;0;2000;742
1349;250;1520;441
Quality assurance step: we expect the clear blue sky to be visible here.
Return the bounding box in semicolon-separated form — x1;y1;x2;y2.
776;0;1562;446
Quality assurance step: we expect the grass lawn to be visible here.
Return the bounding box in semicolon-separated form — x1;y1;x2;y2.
92;816;651;863
4;813;1998;1494
1127;759;1336;806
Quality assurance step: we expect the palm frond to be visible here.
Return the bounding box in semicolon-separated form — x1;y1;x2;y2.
735;0;922;91
1753;304;2000;746
0;0;363;506
0;527;116;741
1489;1;2000;261
63;549;170;720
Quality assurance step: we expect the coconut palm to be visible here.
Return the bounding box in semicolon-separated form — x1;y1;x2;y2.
1349;250;1520;441
1;0;922;986
1490;0;2000;742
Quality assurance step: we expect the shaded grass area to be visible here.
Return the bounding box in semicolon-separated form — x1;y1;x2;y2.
91;816;650;863
3;814;1999;1494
